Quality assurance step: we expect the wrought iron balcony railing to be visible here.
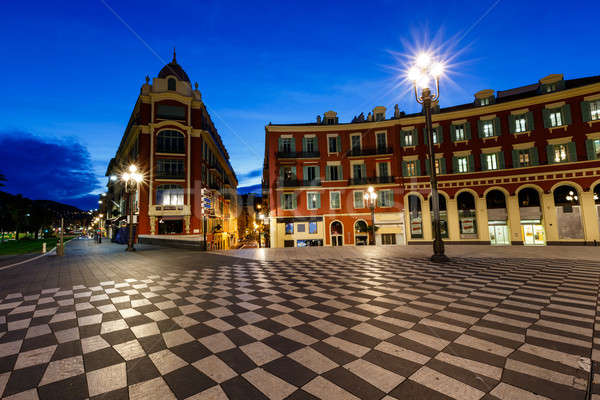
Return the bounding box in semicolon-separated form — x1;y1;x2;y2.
347;147;394;157
276;151;320;159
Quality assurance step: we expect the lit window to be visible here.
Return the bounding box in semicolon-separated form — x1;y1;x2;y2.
549;110;563;127
554;144;567;163
485;154;498;170
434;159;441;174
515;117;527;133
454;125;465;141
307;192;320;210
519;150;530;167
404;131;413;146
330;192;341;209
544;83;557;93
482;121;495;137
285;223;294;234
480;97;490;106
406;161;417;177
156;185;184;205
591;100;600;121
594;139;600;159
309;222;318;234
457;157;468;173
282;193;295;210
353;191;364;208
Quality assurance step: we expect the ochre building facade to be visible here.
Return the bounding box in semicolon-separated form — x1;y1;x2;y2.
105;52;238;249
263;74;600;248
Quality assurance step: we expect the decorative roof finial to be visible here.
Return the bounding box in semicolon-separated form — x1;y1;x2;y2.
173;47;177;63
194;82;198;90
145;75;150;84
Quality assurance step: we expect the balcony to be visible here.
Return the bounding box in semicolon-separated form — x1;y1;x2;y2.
347;147;394;157
277;151;320;159
155;172;185;180
278;179;322;187
348;176;395;185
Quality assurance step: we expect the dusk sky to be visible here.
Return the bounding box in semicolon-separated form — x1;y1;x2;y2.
1;0;598;209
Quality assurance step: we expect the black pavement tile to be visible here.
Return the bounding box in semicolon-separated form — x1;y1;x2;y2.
334;328;380;348
126;356;161;385
51;341;82;361
125;315;154;328
0;355;17;373
78;324;101;338
221;376;269;400
263;357;317;387
101;328;137;346
38;374;88;400
185;324;219;339
224;328;256;347
137;334;167;354
89;387;129;400
362;349;422;377
163;364;216;399
3;364;46;397
390;378;455;399
221;315;247;328
262;334;305;355
426;358;497;393
502;368;584;400
21;334;58;352
323;366;386;399
170;341;211;363
254;319;287;334
217;348;257;374
310;341;356;365
284;389;319;400
83;347;124;372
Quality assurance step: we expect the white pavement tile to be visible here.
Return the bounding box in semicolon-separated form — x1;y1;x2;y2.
87;362;127;397
240;342;283;366
163;329;195;348
410;366;485;400
345;359;406;392
490;382;551;400
198;333;236;353
3;388;39;400
192;355;237;383
323;337;370;357
39;355;85;386
149;349;188;375
302;376;360;400
100;318;129;334
0;340;22;358
129;377;177;400
54;327;80;343
238;325;273;341
113;340;146;361
131;322;160;338
288;347;338;374
243;368;296;400
14;345;56;369
25;324;52;339
81;335;110;354
146;310;170;322
185;385;229;399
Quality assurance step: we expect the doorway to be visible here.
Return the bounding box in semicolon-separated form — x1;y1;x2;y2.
489;224;509;245
521;222;546;245
331;221;343;246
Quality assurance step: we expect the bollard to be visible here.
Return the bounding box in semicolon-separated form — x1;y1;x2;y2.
42;242;46;254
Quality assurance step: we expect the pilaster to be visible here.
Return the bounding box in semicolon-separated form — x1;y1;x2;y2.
476;196;490;242
541;193;559;242
506;195;522;244
446;199;460;241
580;191;600;242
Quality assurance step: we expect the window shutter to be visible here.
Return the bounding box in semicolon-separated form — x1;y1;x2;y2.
425;158;431;175
567;142;577;162
452;157;458;173
581;101;592;123
336;136;341;152
416;161;421;176
377;193;383;207
529;147;539;165
586;139;597;160
439;157;446;174
278;138;284;152
546;145;554;164
543;109;551;128
279;193;282;208
477;120;484;138
526;111;534;131
338;165;343;180
291;166;297;179
481;155;487;171
302;137;307;152
291;193;297;209
437;126;443;143
313;137;319;152
465;122;472;140
494;117;501;136
361;164;366;178
290;139;296;152
316;193;321;209
325;166;331;181
412;129;419;146
468;154;475;172
450;125;456;142
512;150;520;168
400;131;406;146
563;104;572;125
498;151;505;169
315;166;320;181
401;161;408;177
302;166;308;181
508;114;516;134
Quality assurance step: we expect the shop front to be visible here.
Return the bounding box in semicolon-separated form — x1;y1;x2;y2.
521;220;546;245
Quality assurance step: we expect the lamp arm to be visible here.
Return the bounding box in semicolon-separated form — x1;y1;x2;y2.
414;83;424;105
431;77;440;102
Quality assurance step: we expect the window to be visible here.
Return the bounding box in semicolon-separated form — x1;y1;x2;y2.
515;117;526;133
297;224;306;233
157;159;184;178
280;138;293;153
479;97;490;106
549;109;563;127
404;160;418;177
378;190;394;207
351;135;361;151
156;104;185;120
553;144;568;163
305;166;317;182
353;191;364;208
519;150;530;167
592;139;600;159
157;130;185;153
328;136;339;153
457;157;468;173
434;159;441;174
485;153;498;170
482;121;495;137
455;125;465;141
304;137;316;152
375;113;384;121
168;78;176;91
326;117;336;125
591;100;600;121
326;165;342;181
330;192;341;209
156;184;183;205
378;162;389;177
452;123;469;142
543;83;557;93
282;193;296;210
309;222;318;234
307;192;320;210
285;223;294;234
381;234;396;245
352;164;365;179
376;132;387;149
403;131;414;146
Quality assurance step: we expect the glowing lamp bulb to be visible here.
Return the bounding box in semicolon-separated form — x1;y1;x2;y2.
416;53;431;69
416;75;430;89
122;172;130;182
407;66;421;82
128;165;137;173
430;62;444;78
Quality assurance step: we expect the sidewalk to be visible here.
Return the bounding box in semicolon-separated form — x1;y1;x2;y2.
211;243;600;262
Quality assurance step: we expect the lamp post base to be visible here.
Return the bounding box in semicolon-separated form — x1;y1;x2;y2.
125;247;136;252
430;253;449;263
431;239;448;263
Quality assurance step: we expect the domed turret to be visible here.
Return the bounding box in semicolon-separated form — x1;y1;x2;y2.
158;48;190;83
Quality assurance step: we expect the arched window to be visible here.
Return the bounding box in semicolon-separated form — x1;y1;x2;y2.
168;78;176;91
156;184;184;205
157;130;184;153
519;188;541;207
354;220;367;233
457;192;476;211
486;190;506;209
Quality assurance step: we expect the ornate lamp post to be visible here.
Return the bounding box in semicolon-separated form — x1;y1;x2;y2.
364;186;378;245
408;53;449;262
121;164;143;252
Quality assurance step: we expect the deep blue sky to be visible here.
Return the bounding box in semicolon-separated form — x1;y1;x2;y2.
1;0;598;209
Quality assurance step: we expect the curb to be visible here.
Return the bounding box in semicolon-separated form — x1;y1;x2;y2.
0;238;74;271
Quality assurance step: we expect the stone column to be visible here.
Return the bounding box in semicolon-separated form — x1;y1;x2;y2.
506;195;522;244
476;196;490;242
149;216;156;235
184;215;191;234
580;191;600;242
269;217;277;248
541;193;559;243
446;198;460;242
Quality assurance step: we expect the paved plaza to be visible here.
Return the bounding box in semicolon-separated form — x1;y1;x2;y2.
0;240;599;399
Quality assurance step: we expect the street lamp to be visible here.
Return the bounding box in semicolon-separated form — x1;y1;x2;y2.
408;52;449;262
565;190;578;202
121;164;143;251
364;186;377;245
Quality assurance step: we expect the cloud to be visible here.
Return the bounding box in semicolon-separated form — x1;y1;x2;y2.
0;131;100;210
237;184;262;195
237;168;262;181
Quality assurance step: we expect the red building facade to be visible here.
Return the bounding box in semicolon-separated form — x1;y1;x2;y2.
264;74;600;247
105;52;238;248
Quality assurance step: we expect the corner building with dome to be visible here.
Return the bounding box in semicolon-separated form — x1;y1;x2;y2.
263;73;600;248
105;52;238;249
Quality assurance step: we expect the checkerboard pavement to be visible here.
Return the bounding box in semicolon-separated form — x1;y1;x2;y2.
0;254;598;399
